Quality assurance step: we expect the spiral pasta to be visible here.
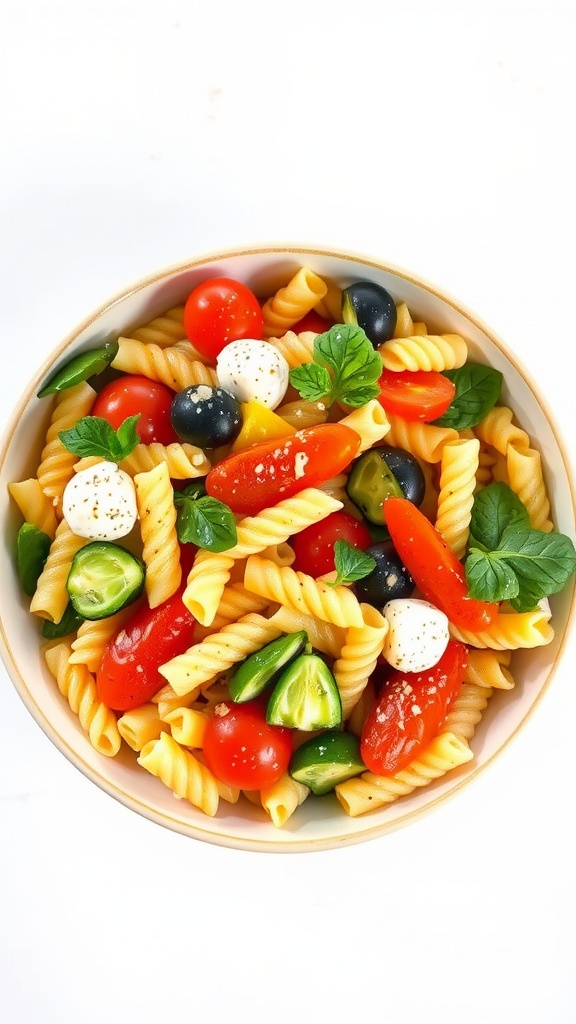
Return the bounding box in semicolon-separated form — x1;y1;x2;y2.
128;305;186;347
385;413;459;463
43;640;121;756
69;604;137;672
378;333;468;372
434;437;480;559
463;649;514;690
117;703;169;751
260;773;310;828
137;731;221;816
450;607;554;650
162;706;208;748
243;555;365;629
112;337;217;391
36;381;96;511
333;605;389;719
262;268;328;339
8;478;58;538
267;330;316;369
443;682;493;742
338;401;391;453
120;442;211;480
30;519;87;623
134;462;181;608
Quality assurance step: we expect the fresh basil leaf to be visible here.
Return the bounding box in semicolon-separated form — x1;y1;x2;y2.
494;526;576;606
289;363;332;403
16;523;51;597
434;364;503;429
290;324;382;408
469;482;530;551
465;548;520;604
175;491;237;552
41;602;84;639
58;415;140;461
37;340;119;398
329;540;377;587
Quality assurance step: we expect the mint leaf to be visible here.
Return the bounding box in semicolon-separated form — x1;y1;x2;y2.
469;481;530;551
174;485;237;552
434;364;503;429
58;415;140;461
329;540;377;587
289;324;382;408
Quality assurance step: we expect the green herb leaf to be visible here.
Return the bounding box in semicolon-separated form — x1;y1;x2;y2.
58;414;140;461
16;523;51;597
434;364;503;429
37;339;119;398
329;540;377;587
469;481;530;550
289;324;382;408
174;485;237;552
464;548;520;604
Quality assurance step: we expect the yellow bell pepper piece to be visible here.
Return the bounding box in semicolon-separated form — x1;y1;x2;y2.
231;400;297;452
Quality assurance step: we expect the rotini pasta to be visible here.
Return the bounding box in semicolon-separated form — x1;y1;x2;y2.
434;437;480;559
134;462;181;608
243;555;365;628
262;268;328;339
112;337;217;391
379;333;468;372
44;640;121;756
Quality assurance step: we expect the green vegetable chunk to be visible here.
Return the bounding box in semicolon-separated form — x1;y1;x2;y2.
346;449;404;525
37;340;119;398
266;646;342;730
228;630;308;703
41;602;84;639
16;523;51;597
289;730;365;795
66;542;145;620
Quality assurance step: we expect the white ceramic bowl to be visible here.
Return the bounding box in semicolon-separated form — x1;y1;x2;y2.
1;245;575;852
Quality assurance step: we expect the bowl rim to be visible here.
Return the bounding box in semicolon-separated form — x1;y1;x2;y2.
1;242;575;852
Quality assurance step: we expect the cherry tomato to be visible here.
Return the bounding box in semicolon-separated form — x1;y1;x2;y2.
290;310;334;335
377;369;455;423
202;700;292;790
291;510;372;578
96;592;196;711
384;497;498;632
92;375;178;445
205;423;361;515
183;277;264;361
361;640;468;775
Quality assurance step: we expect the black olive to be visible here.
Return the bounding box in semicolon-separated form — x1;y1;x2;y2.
170;385;241;449
342;282;397;346
346;445;425;525
354;540;415;607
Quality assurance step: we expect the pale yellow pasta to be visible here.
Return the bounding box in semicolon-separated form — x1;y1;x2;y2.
333;604;389;719
450;607;554;649
316;472;349;507
267;329;316;369
159;612;283;698
475;445;498;490
412;322;429;336
29;519;87;623
274;398;329;429
134;462;181;608
262;268;328;339
267;605;346;658
225;488;343;561
194;749;241;804
120;442;211;479
385;413;459;463
137;731;220;816
162;706;208;748
379;333;468;372
112;337;217;391
506;444;553;532
474;405;530;455
443;683;493;742
117;703;169;751
347;678;376;736
260;774;310;828
338;400;390;453
36;381;97;511
463;649;515;690
8;478;58;538
259;542;296;567
182;549;236;626
335;732;473;817
43;640;121;756
192;583;271;639
69;604;136;672
128;305;186;347
313;279;342;321
392;302;416;338
243;555;365;628
434;437;480;559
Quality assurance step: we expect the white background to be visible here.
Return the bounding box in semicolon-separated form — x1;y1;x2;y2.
1;2;575;1022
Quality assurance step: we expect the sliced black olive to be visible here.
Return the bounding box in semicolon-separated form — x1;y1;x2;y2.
342;282;397;346
353;540;415;607
346;445;425;525
170;385;241;449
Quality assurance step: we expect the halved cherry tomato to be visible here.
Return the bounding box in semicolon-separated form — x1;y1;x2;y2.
205;423;361;515
291;510;372;578
96;591;196;711
384;497;498;631
290;310;334;335
360;639;468;775
92;375;178;445
202;699;292;790
377;369;455;423
183;277;264;361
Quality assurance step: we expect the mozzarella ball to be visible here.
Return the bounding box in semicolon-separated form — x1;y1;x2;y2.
382;598;450;673
62;460;138;541
216;339;290;410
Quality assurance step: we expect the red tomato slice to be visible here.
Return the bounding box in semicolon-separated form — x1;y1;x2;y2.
205;423;361;515
377;369;455;422
290;310;334;335
202;700;292;790
291;510;372;578
92;375;178;445
361;639;468;775
384;497;498;632
183;277;264;361
96;592;196;711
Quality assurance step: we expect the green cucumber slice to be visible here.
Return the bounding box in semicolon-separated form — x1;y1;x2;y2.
37;340;119;398
266;649;342;731
228;630;307;703
289;730;365;795
66;541;145;620
16;522;51;597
